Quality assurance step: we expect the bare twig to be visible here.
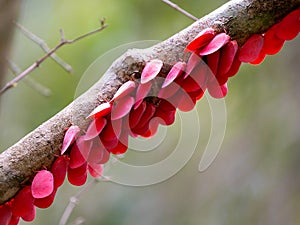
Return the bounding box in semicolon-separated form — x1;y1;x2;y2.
15;22;73;73
0;19;107;96
58;181;96;225
7;59;52;96
162;0;198;21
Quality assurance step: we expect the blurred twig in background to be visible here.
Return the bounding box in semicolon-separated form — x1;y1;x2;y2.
69;217;85;225
59;176;111;225
0;18;108;96
7;59;52;97
162;0;198;21
15;22;73;73
0;0;20;93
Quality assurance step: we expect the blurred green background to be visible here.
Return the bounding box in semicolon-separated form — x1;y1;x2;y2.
1;0;299;225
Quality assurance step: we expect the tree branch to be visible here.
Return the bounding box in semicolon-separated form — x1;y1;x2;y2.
0;0;299;204
162;0;198;21
0;19;107;96
7;59;52;96
15;22;73;73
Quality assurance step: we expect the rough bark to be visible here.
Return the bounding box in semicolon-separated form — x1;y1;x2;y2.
0;0;299;204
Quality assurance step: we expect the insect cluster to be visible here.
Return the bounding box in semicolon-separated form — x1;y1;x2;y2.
0;8;299;225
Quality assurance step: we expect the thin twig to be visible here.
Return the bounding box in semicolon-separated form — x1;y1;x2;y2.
0;19;107;96
58;176;110;225
7;59;52;96
70;19;107;43
162;0;198;21
15;22;73;73
58;180;97;225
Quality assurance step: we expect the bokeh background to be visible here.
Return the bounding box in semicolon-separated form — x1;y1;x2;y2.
0;0;299;225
